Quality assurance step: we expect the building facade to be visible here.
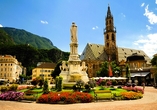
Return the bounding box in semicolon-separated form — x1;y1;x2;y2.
0;55;23;82
32;62;56;83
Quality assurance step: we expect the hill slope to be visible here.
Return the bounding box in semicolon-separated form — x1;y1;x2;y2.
0;28;15;45
0;27;56;49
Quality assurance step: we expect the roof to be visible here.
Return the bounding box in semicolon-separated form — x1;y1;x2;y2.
127;53;145;61
80;43;108;61
80;43;151;64
118;47;151;64
37;62;56;69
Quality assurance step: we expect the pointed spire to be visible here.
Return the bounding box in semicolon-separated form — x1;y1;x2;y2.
107;4;112;18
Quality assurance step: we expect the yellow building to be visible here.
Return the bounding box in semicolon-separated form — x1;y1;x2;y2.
32;62;56;82
0;55;23;82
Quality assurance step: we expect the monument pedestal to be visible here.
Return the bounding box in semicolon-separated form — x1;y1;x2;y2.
59;22;89;84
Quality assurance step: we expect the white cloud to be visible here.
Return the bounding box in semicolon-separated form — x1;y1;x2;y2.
144;5;157;24
146;25;152;30
133;33;157;57
141;3;145;7
40;20;48;24
0;24;3;27
156;0;157;4
92;26;98;30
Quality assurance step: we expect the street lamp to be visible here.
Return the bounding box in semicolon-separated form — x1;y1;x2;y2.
115;71;119;77
137;68;143;77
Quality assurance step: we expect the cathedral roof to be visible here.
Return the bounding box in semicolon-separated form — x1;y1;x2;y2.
80;43;151;64
80;43;108;61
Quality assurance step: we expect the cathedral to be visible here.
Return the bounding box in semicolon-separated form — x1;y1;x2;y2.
80;5;151;78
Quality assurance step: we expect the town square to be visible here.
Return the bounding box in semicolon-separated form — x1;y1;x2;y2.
0;1;157;110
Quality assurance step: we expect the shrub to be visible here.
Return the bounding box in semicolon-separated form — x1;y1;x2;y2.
73;80;85;92
88;78;96;88
57;76;63;91
0;86;8;92
43;79;49;94
0;91;24;101
55;76;59;90
96;78;106;86
8;84;18;91
31;78;38;87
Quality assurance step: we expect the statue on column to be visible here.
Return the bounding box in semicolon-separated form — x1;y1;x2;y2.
70;22;77;43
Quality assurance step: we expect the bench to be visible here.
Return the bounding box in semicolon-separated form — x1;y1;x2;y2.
94;90;113;101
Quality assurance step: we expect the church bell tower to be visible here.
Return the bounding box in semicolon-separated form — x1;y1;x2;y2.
104;5;118;62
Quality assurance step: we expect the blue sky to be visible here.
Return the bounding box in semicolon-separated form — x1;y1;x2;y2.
0;0;157;58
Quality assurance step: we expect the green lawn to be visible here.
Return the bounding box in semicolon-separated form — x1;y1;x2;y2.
18;86;127;100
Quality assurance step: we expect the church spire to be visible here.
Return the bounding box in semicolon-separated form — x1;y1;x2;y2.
107;4;112;18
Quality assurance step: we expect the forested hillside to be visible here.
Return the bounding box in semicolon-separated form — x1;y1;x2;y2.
0;27;56;49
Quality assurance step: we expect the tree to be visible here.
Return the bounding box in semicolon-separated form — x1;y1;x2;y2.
96;61;108;77
126;64;131;81
151;55;157;86
96;61;121;77
110;61;121;76
51;60;62;78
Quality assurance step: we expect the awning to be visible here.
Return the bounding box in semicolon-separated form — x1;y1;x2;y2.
93;77;127;80
131;72;149;77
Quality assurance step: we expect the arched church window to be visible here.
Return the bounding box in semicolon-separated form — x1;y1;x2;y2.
112;34;114;41
106;34;109;39
107;43;109;47
109;20;111;24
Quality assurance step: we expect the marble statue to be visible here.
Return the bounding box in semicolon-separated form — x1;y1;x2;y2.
70;22;77;42
59;22;89;84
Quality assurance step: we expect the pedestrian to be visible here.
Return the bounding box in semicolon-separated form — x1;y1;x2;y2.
142;82;145;91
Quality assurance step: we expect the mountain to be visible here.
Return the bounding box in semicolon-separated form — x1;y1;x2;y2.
0;27;56;49
0;28;15;45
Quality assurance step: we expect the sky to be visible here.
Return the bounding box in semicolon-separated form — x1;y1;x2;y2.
0;0;157;58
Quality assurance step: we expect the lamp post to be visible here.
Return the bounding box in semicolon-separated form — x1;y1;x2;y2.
115;71;119;77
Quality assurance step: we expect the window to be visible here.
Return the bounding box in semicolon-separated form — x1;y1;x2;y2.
112;34;114;41
109;20;111;24
106;34;109;39
107;43;109;47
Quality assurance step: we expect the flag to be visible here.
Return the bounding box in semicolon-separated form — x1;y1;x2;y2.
108;64;113;77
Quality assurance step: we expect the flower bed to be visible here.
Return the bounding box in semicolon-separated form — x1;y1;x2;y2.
37;91;93;104
122;86;144;94
0;91;24;101
121;91;143;100
17;85;35;91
